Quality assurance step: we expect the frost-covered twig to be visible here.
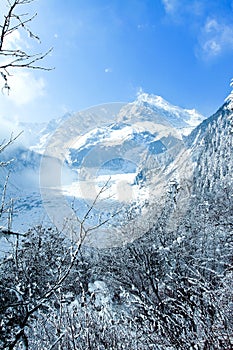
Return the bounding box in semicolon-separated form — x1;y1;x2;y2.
0;0;53;91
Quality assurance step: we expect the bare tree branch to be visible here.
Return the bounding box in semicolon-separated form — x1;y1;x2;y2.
0;0;53;90
0;131;23;154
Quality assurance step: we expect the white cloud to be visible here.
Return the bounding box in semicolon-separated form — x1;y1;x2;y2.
199;18;233;58
202;40;221;56
161;0;204;19
137;23;150;30
0;70;46;138
0;71;45;137
5;70;46;106
0;30;31;70
205;18;219;33
161;0;178;14
1;29;29;52
3;30;21;50
0;116;21;141
161;0;233;60
137;24;144;30
104;67;112;73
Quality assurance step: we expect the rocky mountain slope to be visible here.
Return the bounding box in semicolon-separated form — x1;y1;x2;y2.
0;93;206;237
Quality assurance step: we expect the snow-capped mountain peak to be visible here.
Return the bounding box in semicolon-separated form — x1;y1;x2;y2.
136;92;168;107
0;92;209;238
116;92;206;136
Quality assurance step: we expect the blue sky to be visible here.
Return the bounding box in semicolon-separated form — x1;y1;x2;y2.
1;0;233;126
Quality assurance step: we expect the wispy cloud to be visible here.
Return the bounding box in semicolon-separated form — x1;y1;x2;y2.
161;0;179;15
1;28;29;53
0;76;46;146
0;31;25;70
6;71;45;105
161;0;233;60
0;115;21;140
161;0;205;19
161;0;209;25
199;18;233;58
104;67;112;73
0;69;46;138
137;24;146;30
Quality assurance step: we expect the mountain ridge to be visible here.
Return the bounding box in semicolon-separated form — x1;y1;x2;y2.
0;93;213;242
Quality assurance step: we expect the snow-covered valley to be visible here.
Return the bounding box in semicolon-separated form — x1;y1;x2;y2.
0;93;207;247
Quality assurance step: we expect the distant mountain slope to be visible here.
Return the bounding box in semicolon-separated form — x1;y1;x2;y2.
118;93;205;135
0;94;206;238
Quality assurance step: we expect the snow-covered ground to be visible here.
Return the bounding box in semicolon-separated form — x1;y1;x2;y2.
0;94;206;248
